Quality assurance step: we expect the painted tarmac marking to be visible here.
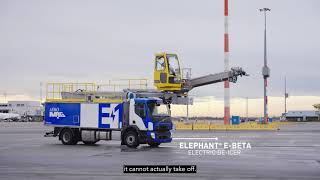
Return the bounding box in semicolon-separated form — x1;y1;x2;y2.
173;137;218;140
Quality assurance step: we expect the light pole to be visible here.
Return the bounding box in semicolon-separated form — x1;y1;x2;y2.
40;82;43;103
4;92;7;102
259;8;271;124
246;97;249;122
284;76;288;114
186;94;189;122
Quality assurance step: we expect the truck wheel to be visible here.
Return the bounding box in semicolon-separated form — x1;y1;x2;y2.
60;129;77;145
148;142;160;147
83;141;98;145
124;131;139;148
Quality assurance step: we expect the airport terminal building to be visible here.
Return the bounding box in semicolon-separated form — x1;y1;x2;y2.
285;111;320;122
0;101;42;116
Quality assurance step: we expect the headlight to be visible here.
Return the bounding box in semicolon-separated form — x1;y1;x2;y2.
150;132;155;139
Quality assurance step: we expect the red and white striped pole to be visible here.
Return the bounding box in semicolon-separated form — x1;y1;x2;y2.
224;0;230;125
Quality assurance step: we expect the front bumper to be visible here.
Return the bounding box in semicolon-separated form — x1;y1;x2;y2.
147;131;172;143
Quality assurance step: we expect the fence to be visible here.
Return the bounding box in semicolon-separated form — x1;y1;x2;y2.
173;121;285;131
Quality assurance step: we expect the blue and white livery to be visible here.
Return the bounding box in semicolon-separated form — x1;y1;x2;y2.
44;98;173;148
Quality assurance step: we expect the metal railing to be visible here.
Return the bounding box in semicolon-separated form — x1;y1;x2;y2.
46;82;96;101
97;79;148;92
46;79;148;102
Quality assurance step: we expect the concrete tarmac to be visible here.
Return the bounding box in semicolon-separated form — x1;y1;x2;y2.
0;122;319;180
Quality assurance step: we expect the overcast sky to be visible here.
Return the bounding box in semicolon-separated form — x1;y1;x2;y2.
0;0;319;115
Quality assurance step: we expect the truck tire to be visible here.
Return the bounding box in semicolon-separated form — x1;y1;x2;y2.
83;141;98;145
148;142;160;147
60;129;77;145
124;131;139;148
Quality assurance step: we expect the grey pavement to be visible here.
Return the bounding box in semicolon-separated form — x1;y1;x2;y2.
0;122;319;180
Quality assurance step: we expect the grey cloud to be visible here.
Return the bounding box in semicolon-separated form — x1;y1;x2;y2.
0;0;319;99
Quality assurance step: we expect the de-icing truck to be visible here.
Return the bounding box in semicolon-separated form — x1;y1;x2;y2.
44;52;247;148
45;94;173;148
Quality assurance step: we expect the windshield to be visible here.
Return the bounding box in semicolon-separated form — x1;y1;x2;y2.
167;55;180;76
147;102;170;117
155;56;166;71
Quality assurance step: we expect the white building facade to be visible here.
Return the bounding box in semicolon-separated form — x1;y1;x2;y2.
285;111;319;121
0;101;42;116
